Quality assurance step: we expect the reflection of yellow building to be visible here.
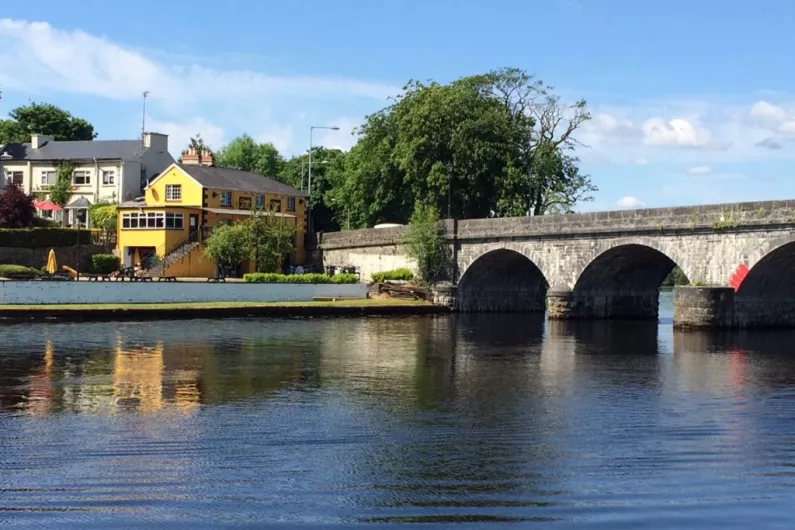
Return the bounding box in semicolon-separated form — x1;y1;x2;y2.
114;343;165;414
116;147;308;277
26;341;55;416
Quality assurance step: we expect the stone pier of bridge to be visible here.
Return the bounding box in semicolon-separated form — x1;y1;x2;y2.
311;199;795;328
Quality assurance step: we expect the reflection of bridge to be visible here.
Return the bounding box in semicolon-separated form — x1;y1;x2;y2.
316;199;795;327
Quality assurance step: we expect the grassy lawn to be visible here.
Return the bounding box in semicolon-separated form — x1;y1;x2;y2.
0;298;433;311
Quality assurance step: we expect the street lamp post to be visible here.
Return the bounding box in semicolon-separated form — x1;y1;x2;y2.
307;125;339;232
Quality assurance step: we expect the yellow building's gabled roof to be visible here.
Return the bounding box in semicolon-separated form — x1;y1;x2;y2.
146;163;307;197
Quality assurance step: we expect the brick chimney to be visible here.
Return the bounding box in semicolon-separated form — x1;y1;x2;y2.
180;144;214;166
31;134;55;149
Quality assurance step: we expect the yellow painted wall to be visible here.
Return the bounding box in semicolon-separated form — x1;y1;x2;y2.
164;245;256;277
146;166;204;207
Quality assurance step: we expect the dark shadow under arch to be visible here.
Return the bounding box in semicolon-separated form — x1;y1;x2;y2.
456;249;549;312
572;244;679;319
736;242;795;326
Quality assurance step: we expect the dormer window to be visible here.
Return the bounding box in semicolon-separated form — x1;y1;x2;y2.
165;184;182;201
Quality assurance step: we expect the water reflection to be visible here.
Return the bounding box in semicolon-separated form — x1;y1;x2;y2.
1;317;795;527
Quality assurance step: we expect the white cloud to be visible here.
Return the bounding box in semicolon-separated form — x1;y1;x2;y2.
634;157;649;165
616;196;645;208
749;101;790;127
686;165;712;175
146;116;224;157
314;117;361;152
0;19;397;106
641;117;712;147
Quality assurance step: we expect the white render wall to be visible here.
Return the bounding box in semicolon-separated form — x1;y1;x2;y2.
0;281;367;305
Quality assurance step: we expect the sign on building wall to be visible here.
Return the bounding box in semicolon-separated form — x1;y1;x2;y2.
239;196;252;210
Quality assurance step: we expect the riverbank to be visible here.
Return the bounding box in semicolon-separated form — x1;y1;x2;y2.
0;298;447;322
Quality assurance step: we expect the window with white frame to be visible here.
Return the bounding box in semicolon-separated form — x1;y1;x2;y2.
72;170;90;185
287;197;296;211
220;191;232;207
40;171;55;186
165;184;182;201
102;169;115;185
121;212;183;230
256;194;264;209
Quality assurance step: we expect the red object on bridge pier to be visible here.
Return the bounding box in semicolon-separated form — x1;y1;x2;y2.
729;263;749;291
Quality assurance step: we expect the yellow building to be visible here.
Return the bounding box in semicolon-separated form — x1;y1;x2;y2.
116;153;307;278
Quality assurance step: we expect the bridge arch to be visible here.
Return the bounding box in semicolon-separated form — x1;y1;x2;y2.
736;234;795;303
571;243;687;319
456;249;549;312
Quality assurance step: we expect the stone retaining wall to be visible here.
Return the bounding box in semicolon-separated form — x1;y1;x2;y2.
0;245;105;272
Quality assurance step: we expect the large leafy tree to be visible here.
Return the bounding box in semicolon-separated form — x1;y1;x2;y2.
281;147;346;233
0;103;97;144
215;134;285;177
249;211;296;273
328;68;596;227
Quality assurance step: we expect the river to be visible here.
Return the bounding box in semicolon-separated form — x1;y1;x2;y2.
2;292;795;528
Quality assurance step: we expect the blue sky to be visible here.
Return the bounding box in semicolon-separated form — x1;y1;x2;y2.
2;0;795;211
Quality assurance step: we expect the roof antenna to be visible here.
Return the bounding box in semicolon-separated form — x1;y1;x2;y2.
141;91;149;144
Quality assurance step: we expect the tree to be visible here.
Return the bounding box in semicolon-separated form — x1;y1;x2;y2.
0;183;35;228
203;224;251;271
330;68;596;227
215;135;286;177
50;161;75;226
249;211;296;273
281;147;346;232
0;103;96;144
88;202;117;230
404;203;448;284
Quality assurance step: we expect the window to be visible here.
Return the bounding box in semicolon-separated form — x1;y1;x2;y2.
72;170;90;185
165;213;184;230
256;195;264;209
121;212;182;230
220;191;232;207
40;171;55;186
269;199;282;212
287;197;296;212
165;184;182;201
102;170;115;185
9;171;23;186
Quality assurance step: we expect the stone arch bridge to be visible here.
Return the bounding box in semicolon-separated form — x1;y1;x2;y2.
313;200;795;327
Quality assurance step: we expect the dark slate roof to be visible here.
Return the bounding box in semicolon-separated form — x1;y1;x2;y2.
178;164;307;196
0;140;148;161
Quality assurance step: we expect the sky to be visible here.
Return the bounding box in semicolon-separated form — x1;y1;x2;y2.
2;0;795;212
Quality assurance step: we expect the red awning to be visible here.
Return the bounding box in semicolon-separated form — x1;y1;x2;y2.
34;200;62;211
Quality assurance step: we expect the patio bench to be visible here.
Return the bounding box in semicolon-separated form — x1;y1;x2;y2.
158;276;178;282
207;277;226;282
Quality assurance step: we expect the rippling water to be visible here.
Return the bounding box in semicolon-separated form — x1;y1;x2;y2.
2;293;795;528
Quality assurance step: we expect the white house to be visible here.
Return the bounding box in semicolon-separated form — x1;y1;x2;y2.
0;133;174;225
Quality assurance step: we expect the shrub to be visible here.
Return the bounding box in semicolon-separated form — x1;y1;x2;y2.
0;183;35;228
0;264;41;279
404;203;448;284
371;268;414;283
90;253;119;274
243;273;358;284
0;228;92;248
33;217;61;228
88;203;117;230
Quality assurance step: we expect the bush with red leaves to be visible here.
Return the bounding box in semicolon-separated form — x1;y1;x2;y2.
0;183;35;228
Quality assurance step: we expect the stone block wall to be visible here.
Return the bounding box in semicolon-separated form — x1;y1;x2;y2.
0;245;105;272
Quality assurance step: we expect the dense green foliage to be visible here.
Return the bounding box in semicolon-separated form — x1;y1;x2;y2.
404;204;448;284
0;184;35;228
90;254;120;274
203;224;251;267
50;161;76;215
249;211;296;272
0;103;96;144
243;273;358;284
88;203;117;230
371;268;414;283
0;228;92;248
661;266;690;287
215;135;286;177
0;264;42;279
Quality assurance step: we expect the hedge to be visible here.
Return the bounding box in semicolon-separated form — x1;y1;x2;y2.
0;264;42;279
371;268;414;283
0;228;93;248
243;273;359;284
90;254;120;274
